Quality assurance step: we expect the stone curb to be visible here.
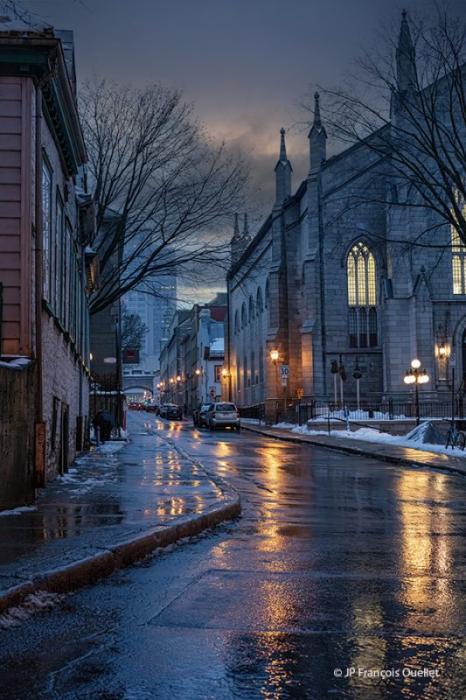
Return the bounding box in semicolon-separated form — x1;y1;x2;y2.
0;436;241;615
243;424;466;478
0;494;240;614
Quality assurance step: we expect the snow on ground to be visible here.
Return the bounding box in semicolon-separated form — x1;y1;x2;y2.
273;422;466;458
0;592;63;629
97;441;127;454
0;505;37;517
307;408;406;421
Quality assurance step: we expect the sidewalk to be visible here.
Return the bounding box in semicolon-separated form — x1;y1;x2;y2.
0;422;239;613
243;423;466;477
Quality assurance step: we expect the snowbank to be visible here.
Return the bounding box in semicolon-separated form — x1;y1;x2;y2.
0;505;37;517
273;423;466;458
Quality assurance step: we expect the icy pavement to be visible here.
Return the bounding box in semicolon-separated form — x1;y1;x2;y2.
0;417;227;593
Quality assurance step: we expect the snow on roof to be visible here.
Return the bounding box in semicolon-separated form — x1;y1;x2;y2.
209;337;224;354
0;356;32;370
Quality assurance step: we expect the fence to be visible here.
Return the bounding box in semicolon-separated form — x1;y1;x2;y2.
239;398;464;426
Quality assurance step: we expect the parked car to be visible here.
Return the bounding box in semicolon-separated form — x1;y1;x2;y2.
207;402;240;431
160;403;183;420
128;401;143;411
193;402;213;428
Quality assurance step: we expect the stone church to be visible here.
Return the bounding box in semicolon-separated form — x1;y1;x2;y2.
227;12;465;418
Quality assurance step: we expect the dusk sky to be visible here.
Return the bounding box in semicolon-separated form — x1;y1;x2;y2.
19;0;466;300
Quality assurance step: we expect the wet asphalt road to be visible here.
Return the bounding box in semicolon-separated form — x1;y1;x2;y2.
1;413;466;700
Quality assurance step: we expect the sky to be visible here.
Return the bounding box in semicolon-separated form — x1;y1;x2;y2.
16;0;466;301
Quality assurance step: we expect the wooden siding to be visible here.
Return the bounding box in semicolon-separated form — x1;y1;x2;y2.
0;77;32;355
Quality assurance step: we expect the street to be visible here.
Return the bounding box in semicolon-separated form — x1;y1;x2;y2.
1;412;466;699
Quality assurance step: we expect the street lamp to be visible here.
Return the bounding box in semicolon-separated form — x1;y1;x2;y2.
270;349;280;423
404;358;429;425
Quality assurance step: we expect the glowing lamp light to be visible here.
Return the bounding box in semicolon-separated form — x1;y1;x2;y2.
270;349;279;363
195;368;201;376
419;371;430;384
169;378;174;384
177;375;181;382
221;368;229;378
404;372;415;385
411;358;421;370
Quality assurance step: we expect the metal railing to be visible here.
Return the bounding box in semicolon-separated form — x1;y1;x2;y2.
239;398;465;425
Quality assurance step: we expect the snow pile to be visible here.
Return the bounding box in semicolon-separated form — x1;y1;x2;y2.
405;421;445;445
0;592;62;629
0;505;37;517
308;408;406;421
273;422;466;458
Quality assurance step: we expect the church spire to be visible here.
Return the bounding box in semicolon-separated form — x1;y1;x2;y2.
233;212;240;239
242;212;250;240
396;10;417;93
279;127;287;161
274;127;292;206
308;92;326;174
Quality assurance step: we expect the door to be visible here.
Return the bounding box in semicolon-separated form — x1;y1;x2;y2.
60;405;69;475
462;329;466;387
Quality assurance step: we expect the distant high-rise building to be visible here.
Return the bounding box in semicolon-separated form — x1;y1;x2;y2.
123;273;177;374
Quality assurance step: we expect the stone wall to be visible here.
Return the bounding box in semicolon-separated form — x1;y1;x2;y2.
0;363;36;509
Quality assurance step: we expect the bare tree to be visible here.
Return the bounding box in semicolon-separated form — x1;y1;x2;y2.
80;80;247;315
303;8;466;247
120;310;147;351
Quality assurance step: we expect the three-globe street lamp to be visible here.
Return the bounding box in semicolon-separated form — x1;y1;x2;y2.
404;358;429;425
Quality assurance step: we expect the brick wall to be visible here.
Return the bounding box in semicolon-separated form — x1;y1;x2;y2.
0;363;35;508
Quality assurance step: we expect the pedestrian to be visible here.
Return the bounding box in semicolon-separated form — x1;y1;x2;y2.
93;411;115;442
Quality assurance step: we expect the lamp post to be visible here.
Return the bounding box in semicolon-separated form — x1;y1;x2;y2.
338;355;346;408
330;360;338;406
353;361;362;410
221;367;231;401
270;349;280;423
404;358;430;426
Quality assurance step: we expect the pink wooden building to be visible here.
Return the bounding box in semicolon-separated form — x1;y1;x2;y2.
0;17;93;502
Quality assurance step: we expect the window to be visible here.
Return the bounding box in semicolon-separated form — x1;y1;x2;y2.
257;287;263;313
452;226;466;294
347;241;378;348
251;350;256;384
243;355;248;388
41;159;52;301
234;310;240;334
214;365;222;382
249;295;255;322
259;347;264;383
265;278;270;308
63;221;72;329
241;302;247;328
55;196;64;316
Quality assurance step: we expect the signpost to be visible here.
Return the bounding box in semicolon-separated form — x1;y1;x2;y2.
280;364;289;386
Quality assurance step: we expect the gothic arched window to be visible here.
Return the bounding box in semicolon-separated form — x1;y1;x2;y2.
234;310;240;334
241;302;247;328
347;241;378;348
265;278;270;309
249;295;255;321
452;226;466;294
256;287;263;313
